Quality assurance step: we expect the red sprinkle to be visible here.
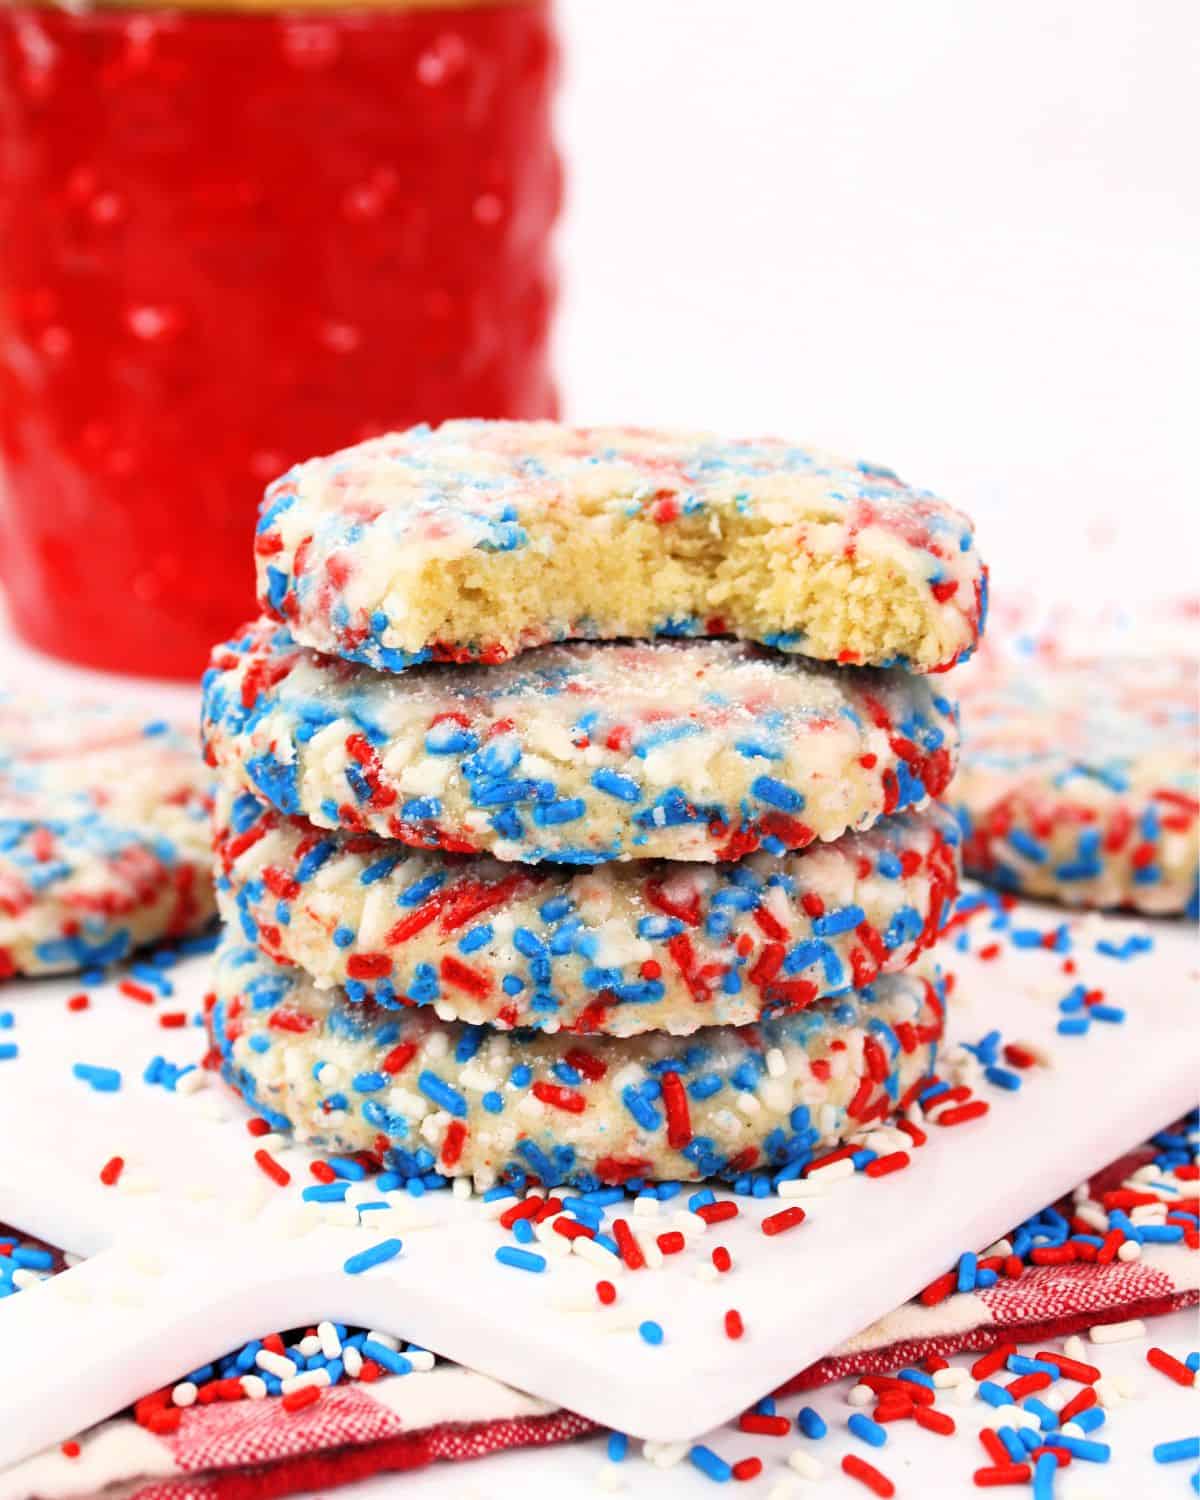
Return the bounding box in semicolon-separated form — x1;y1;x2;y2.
841;1454;895;1497
724;1309;744;1341
731;1458;762;1482
761;1206;805;1237
979;1429;1009;1465
1037;1350;1100;1385
711;1245;733;1273
896;1118;927;1148
282;1385;321;1412
918;1269;958;1306
246;1117;271;1138
612;1217;646;1271
595;1280;617;1305
973;1464;1032;1487
656;1230;686;1256
971;1345;1017;1381
914;1405;955;1436
61;1442;81;1458
696;1200;739;1225
1057;1387;1098;1424
118;979;156;1005
253;1148;290;1187
934;1099;990;1127
1006;1371;1053;1401
738;1413;789;1436
98;1155;124;1186
864;1151;910;1178
1146;1346;1196;1387
66;993;90;1012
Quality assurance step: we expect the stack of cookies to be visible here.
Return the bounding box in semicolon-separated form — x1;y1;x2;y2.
202;423;986;1192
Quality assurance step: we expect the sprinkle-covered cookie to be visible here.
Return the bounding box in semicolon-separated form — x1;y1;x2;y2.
0;696;215;977
954;653;1198;915
203;621;960;863
208;937;946;1189
253;421;987;675
213;780;959;1036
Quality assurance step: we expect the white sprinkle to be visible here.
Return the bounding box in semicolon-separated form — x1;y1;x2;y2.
632;1195;660;1218
171;1381;198;1407
1094;1378;1123;1408
765;1047;786;1079
1117;1240;1142;1261
933;1367;964;1388
317;1321;342;1359
776;1177;827;1199
1060;1421;1085;1440
573;1236;623;1274
452;1176;472;1201
951;1379;979;1406
1072;1205;1108;1233
648;1442;688;1469
1064;1335;1088;1362
691;1261;719;1283
256;1350;297;1379
808;1157;854;1183
240;1374;268;1400
988;1403;1024;1426
365;1330;400;1351
768;1482;798;1500
342;1345;363;1378
1113;1374;1141;1400
405;1348;436;1372
296;1335;322;1358
672;1210;707;1237
596;1463;625;1491
479;1192;518;1220
631;1223;664;1270
847;1384;874;1407
1089;1318;1146;1345
281;1368;331;1395
787;1449;824;1479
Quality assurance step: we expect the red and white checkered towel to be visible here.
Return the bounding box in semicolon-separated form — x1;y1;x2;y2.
2;1135;1196;1500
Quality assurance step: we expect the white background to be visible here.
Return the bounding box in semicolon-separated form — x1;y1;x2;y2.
1;3;1197;1496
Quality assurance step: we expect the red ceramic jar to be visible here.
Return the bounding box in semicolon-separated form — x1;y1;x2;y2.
0;0;560;678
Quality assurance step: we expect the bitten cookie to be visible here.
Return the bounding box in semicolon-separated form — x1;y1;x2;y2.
0;696;214;976
254;421;986;675
204;621;960;863
954;653;1198;915
213;780;959;1036
208;937;947;1189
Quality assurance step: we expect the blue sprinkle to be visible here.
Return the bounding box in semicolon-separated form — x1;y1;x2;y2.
688;1445;732;1482
750;775;804;812
343;1239;403;1275
1033;1452;1061;1500
1154;1437;1200;1464
418;1071;467;1117
495;1247;546;1273
607;1433;629;1462
797;1406;826;1439
361;1340;413;1375
638;1321;664;1346
72;1063;121;1093
847;1413;886;1448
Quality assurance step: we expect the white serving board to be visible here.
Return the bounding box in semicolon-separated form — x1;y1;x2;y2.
0;898;1196;1469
